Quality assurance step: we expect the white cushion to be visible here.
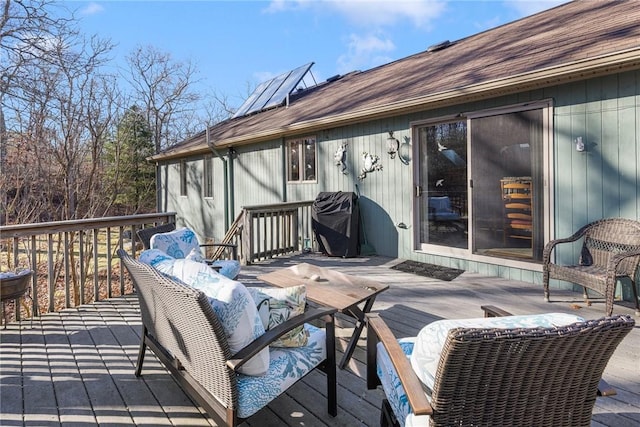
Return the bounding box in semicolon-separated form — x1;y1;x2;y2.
139;250;269;376
410;313;585;392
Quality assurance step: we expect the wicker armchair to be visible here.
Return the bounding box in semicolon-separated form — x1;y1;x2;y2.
366;308;634;427
118;249;337;426
543;218;640;316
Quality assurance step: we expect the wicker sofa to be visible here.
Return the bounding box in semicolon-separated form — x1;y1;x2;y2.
543;217;640;316
118;249;337;426
366;306;634;427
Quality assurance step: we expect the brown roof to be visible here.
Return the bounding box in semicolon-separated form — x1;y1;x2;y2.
154;0;640;161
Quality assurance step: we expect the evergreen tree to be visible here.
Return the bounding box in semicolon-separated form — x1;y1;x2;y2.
104;106;155;214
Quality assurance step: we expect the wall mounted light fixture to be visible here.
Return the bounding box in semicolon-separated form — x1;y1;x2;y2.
575;136;585;152
398;136;412;165
387;131;399;159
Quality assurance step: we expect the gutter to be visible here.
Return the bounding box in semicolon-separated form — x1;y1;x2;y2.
151;48;640;161
206;127;230;230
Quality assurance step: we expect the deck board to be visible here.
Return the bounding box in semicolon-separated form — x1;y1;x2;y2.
1;253;638;426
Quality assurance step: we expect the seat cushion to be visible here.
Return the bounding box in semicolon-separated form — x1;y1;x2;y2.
139;249;270;376
236;323;326;419
377;312;586;427
377;338;420;427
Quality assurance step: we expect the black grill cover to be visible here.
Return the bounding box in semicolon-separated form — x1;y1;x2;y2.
312;192;360;257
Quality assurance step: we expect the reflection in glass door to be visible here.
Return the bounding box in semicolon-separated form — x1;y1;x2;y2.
470;109;544;261
417;120;468;249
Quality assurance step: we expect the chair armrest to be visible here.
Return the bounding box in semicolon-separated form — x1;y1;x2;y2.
543;236;583;265
366;313;433;416
227;307;336;371
608;249;640;273
542;223;597;265
200;243;237;249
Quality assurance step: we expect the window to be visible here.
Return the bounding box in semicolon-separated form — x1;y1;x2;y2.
287;136;316;182
180;159;187;196
203;155;213;198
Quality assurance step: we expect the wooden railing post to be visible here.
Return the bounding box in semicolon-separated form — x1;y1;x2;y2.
0;212;176;322
238;201;314;265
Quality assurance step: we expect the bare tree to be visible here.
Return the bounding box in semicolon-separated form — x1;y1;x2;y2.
124;45;201;153
0;0;71;224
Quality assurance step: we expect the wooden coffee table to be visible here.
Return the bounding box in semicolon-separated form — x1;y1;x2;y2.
258;262;388;369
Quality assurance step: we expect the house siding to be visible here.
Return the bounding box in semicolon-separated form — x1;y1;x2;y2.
159;69;640;297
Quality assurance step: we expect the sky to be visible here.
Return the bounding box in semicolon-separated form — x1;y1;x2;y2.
60;0;568;110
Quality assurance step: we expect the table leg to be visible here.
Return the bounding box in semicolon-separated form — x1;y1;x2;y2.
339;296;377;369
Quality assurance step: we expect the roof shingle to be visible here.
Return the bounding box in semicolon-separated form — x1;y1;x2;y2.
156;0;640;160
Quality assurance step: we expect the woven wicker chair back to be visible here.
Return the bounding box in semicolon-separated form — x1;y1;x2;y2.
429;315;635;427
137;223;177;250
582;218;640;275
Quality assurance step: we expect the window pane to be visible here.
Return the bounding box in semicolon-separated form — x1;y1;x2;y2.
471;109;543;261
303;138;316;181
288;141;300;181
203;155;213;198
418;121;468;248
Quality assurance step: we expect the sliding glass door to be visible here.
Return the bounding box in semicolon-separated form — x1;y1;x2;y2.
415;102;549;262
417;120;468;249
470;109;544;261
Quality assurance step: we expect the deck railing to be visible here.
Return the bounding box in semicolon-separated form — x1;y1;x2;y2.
1;201;318;324
241;201;315;264
0;212;175;322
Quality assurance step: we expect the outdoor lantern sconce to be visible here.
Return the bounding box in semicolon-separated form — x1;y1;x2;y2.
387;131;399;159
575;136;585;152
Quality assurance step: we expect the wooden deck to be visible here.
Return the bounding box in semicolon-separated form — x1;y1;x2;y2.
1;253;639;426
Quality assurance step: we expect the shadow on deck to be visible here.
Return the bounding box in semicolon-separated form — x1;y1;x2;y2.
1;253;638;426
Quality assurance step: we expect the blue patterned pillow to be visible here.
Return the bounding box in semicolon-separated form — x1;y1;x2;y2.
150;227;240;280
150;227;201;259
247;285;308;347
139;248;175;267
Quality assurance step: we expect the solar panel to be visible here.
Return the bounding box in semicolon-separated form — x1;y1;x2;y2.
232;62;314;118
232;79;273;118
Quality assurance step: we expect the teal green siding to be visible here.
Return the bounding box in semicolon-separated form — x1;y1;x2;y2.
158;70;640;297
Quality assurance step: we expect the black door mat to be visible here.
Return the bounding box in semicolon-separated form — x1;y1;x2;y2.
391;260;464;281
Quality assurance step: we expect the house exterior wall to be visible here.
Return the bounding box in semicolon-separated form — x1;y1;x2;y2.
158;69;639;294
160;154;227;240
